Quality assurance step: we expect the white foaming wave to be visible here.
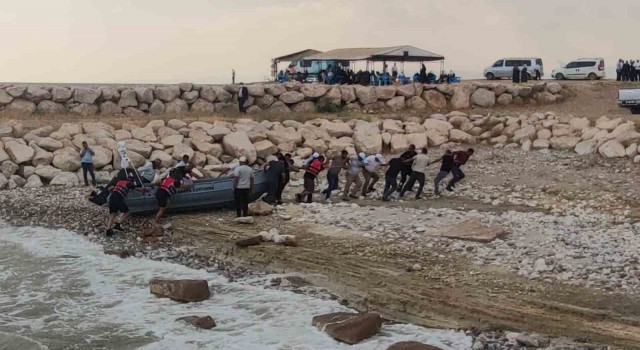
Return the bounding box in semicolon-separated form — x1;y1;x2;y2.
0;225;472;350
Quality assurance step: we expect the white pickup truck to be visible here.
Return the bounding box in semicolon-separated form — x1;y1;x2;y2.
618;89;640;114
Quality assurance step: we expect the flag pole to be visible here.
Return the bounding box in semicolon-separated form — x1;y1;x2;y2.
117;141;144;187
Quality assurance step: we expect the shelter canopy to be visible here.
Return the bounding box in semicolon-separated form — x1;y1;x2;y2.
272;49;322;63
304;45;444;62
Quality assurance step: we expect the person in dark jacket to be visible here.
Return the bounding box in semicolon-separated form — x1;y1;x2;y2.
630;61;637;82
520;65;528;83
622;61;631;81
238;85;249;113
419;64;427;83
262;153;285;205
512;65;520;83
447;148;475;191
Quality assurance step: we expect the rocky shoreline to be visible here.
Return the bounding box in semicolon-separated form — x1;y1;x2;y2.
0;81;571;118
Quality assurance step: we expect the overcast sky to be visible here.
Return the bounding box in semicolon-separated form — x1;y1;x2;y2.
1;0;638;84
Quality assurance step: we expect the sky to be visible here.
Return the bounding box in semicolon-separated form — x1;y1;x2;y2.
1;0;639;84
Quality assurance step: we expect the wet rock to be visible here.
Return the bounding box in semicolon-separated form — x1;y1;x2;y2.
248;201;273;216
233;216;255;224
387;341;443;350
104;248;133;258
515;333;551;348
176;316;217;329
442;218;508;243
312;312;382;345
149;278;211;302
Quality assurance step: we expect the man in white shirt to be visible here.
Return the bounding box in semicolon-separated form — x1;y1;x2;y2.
137;159;162;183
233;157;254;217
342;152;365;200
399;147;429;200
362;153;385;196
616;59;623;81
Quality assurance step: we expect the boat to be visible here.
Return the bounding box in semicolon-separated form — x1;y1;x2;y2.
89;171;270;215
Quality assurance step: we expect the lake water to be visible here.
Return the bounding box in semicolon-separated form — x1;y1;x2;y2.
0;222;472;350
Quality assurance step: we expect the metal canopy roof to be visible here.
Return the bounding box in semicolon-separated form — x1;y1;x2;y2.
272;49;322;63
304;45;444;62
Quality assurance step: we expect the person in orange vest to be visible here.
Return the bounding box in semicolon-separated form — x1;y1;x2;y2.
154;168;183;223
296;155;325;203
105;170;147;236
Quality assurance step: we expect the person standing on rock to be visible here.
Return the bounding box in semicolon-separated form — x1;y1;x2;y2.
419;63;427;83
398;144;417;192
382;155;404;201
322;150;348;200
296;155;325;203
446;148;474;192
263;153;286;205
276;153;295;205
342;152;365;200
520;65;529;83
512;65;520;83
233;157;254;217
534;63;541;80
399;147;429;200
238;85;249;114
362;153;386;196
391;63;398;81
616;59;623;81
232;69;236;84
431;149;454;196
79;141;97;187
153;168;182;223
622;61;631;81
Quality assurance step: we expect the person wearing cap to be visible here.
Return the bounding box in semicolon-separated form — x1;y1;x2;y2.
342;152;365;200
233;157;254;217
296;155;325;203
362;153;386;196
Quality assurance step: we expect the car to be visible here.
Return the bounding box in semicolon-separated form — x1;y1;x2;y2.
618;88;640;114
551;58;605;80
484;57;543;80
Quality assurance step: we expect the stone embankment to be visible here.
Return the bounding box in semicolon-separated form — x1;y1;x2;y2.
0;109;637;190
0;81;570;117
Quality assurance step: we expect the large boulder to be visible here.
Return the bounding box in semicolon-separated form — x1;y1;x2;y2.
390;134;409;153
406;96;427;110
450;86;471;109
52;151;81;172
549;136;580;150
574;139;598;155
118;89;138;107
386;96;405;111
36;100;66;114
496;93;513;105
5;99;36;115
50;172;80;187
182;91;199;104
131;127;157;142
5;86;26;98
422;90;447;109
405;133;428;150
0;90;13;105
397;84;416;97
161;134;184;147
100;101;123;115
300;84;328;99
248;202;274;216
24;87;52;104
58;123;83;137
339;85;356;103
165;99;188;114
321;121;353;138
149;99;166;115
91;146;112;168
199;86;216;102
354;86;377;104
222;132;257;164
253;140;277;159
155;86;181;102
36;137;63;152
150;150;173;167
291;101;316;113
266;126;302;146
135;87;154;104
374;86;397;100
546;82;562;94
149;279;211;303
246;84;265;97
279;91;305;104
311;312;382;345
382;119;404;135
0;161;19;179
449;129;476;144
470;88;495;107
4;141;34;164
353;121;382;154
598;139;626;158
512;125;537;142
569;117;590;132
265;84;286;96
615;131;640;147
172;143;195;161
73;88;101;104
124;139;152;158
70;103;98;116
24;174;43;188
99;87;120;101
595;116;621;131
35;165;61;180
422;119;453;137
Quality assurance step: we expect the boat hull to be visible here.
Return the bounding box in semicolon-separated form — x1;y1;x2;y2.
124;171;269;215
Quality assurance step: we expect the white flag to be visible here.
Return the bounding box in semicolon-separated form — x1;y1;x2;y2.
117;141;130;169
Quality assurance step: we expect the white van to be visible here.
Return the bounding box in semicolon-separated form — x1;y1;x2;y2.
551;58;605;80
484;58;543;80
